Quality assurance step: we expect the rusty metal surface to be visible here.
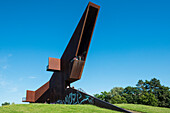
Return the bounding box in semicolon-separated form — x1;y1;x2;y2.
47;57;60;71
23;82;49;102
24;2;100;104
23;2;130;112
23;90;35;102
35;89;50;103
35;81;49;101
61;2;100;82
26;2;100;103
49;72;65;103
70;60;85;80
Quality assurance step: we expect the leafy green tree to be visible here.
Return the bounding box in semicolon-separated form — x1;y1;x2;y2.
95;78;170;108
123;86;140;104
110;87;124;96
124;86;140;95
144;78;161;94
136;79;145;92
136;78;161;94
139;92;158;106
157;85;170;107
138;78;170;107
122;93;134;103
2;102;10;106
111;95;127;104
94;91;111;102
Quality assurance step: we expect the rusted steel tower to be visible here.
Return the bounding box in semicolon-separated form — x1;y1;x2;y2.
23;2;131;113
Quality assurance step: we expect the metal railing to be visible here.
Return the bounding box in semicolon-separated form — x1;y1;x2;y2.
77;88;86;93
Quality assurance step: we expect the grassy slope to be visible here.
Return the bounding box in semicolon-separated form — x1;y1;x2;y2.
115;104;170;113
0;104;170;113
0;104;119;113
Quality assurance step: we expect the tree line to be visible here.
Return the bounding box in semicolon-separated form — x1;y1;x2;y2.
94;78;170;108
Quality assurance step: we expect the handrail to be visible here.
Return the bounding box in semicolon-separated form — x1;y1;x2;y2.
77;88;86;93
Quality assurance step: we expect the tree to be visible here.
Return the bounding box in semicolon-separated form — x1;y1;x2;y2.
123;86;140;104
136;79;145;92
157;85;170;107
138;92;158;106
111;95;127;104
2;102;10;106
122;93;134;103
110;87;124;96
94;78;170;108
94;91;111;102
144;78;161;94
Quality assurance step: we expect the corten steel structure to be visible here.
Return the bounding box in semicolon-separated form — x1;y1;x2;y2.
23;2;131;113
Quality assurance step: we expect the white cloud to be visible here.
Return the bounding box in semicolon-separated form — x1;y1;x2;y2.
10;87;18;92
0;74;18;94
0;74;7;86
28;76;37;79
0;76;9;88
8;54;12;57
19;78;23;81
2;65;8;69
0;57;7;63
0;80;8;86
0;53;12;69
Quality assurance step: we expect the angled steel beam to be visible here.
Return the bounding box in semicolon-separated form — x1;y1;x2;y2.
23;2;130;113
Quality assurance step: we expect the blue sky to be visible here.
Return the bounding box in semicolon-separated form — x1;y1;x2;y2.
0;0;170;104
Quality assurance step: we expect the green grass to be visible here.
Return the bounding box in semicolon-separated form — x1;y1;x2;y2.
1;104;170;113
115;104;170;113
0;104;119;113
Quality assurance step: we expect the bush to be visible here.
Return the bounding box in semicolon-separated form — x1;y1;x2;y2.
94;78;170;108
111;95;127;104
2;102;10;106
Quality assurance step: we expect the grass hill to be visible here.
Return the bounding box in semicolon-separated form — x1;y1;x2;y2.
0;104;170;113
115;104;170;113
